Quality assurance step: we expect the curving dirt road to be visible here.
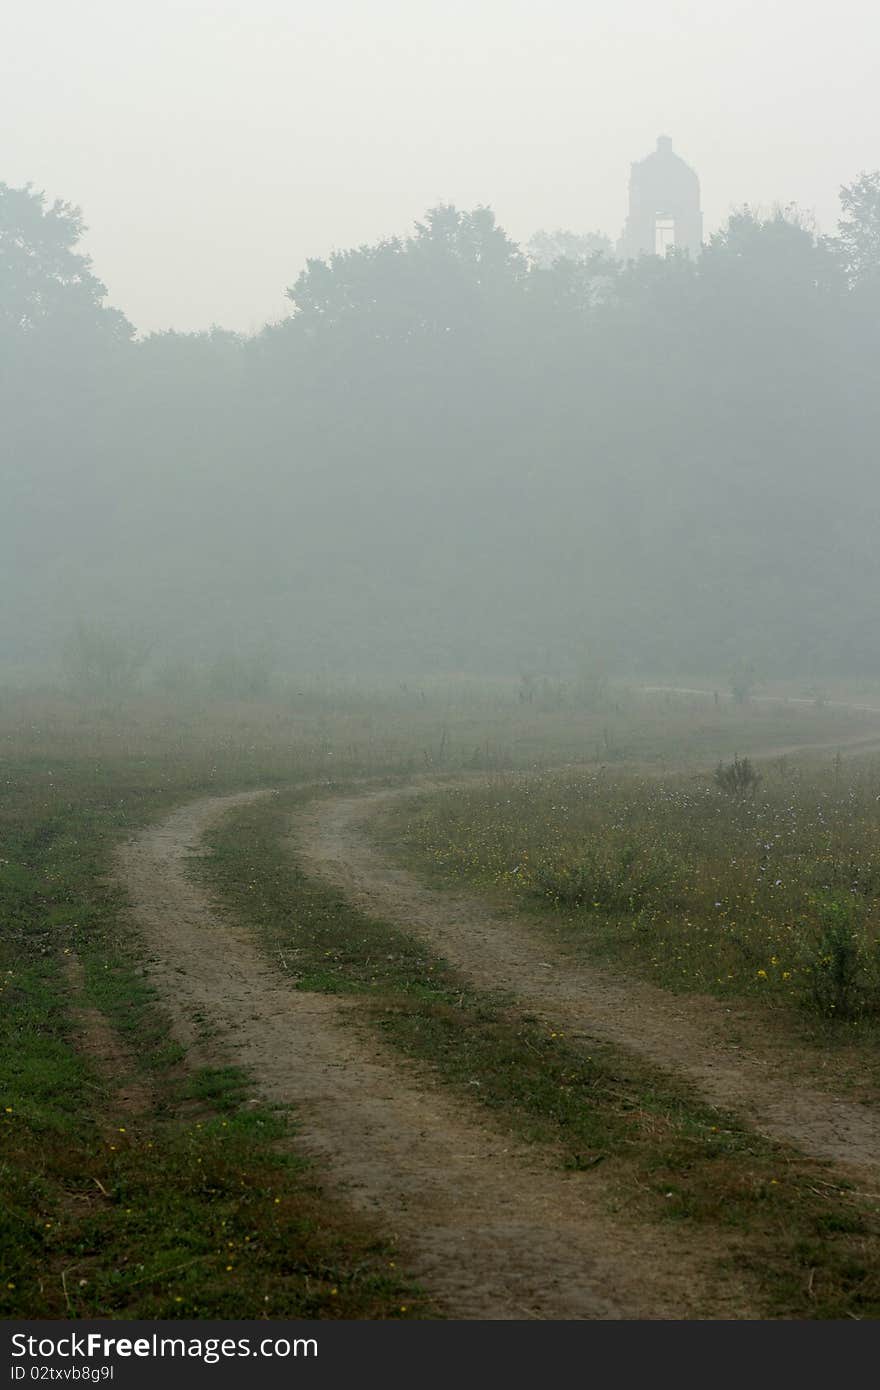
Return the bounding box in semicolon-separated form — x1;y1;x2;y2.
116;792;751;1320
296;788;880;1172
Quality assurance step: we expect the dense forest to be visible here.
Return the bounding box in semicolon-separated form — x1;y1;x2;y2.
3;176;880;681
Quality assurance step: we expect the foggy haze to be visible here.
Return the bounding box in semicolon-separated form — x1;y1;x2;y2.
8;1;880;1335
3;0;880;689
3;0;880;333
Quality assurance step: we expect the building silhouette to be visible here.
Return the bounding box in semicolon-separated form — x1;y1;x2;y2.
618;136;703;258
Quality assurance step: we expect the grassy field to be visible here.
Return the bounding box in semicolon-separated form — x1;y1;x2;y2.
382;755;880;1033
204;787;880;1317
3;682;880;1318
0;692;434;1319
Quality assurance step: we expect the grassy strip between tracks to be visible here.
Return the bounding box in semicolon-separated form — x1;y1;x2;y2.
202;787;880;1321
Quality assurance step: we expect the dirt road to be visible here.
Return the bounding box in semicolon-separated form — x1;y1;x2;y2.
297;788;880;1171
117;791;750;1320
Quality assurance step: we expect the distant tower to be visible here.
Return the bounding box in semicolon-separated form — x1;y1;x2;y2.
618;136;703;258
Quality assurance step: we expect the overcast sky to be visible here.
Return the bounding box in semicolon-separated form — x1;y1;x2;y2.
4;0;878;334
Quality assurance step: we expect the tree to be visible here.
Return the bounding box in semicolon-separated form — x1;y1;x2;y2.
0;182;131;346
699;205;842;304
286;204;526;342
836;171;880;286
0;186;133;669
527;228;613;268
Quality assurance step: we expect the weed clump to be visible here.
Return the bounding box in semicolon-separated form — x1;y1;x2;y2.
799;894;880;1020
533;844;676;913
714;756;761;796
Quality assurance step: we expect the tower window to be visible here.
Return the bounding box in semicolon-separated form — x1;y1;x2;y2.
655;217;676;255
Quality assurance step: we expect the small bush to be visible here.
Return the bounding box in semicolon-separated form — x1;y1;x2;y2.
714;756;761;796
799;894;879;1020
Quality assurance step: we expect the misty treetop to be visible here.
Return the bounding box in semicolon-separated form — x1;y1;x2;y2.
287;206;528;337
2;174;880;677
837;172;880;287
0;183;131;346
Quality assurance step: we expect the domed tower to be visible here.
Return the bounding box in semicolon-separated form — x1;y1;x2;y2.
618;136;703;258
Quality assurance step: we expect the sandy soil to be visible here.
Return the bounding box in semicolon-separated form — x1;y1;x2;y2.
115;791;752;1320
297;788;880;1172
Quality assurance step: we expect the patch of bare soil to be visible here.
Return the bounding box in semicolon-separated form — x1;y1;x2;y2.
62;952;152;1116
297;788;880;1173
115;792;752;1320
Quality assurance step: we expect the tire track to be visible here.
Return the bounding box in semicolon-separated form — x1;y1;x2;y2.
297;787;880;1172
116;791;748;1320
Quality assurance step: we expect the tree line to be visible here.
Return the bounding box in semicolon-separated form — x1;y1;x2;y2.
2;175;879;678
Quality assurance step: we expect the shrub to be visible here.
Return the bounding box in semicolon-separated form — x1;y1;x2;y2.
714;756;761;796
799;894;879;1020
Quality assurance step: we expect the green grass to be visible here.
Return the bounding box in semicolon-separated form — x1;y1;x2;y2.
0;740;429;1318
1;1065;422;1319
202;789;880;1319
4;684;880;1319
383;760;880;1029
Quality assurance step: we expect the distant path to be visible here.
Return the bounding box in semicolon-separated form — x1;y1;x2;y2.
297;790;880;1172
116;792;747;1320
641;683;880;722
638;685;880;762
